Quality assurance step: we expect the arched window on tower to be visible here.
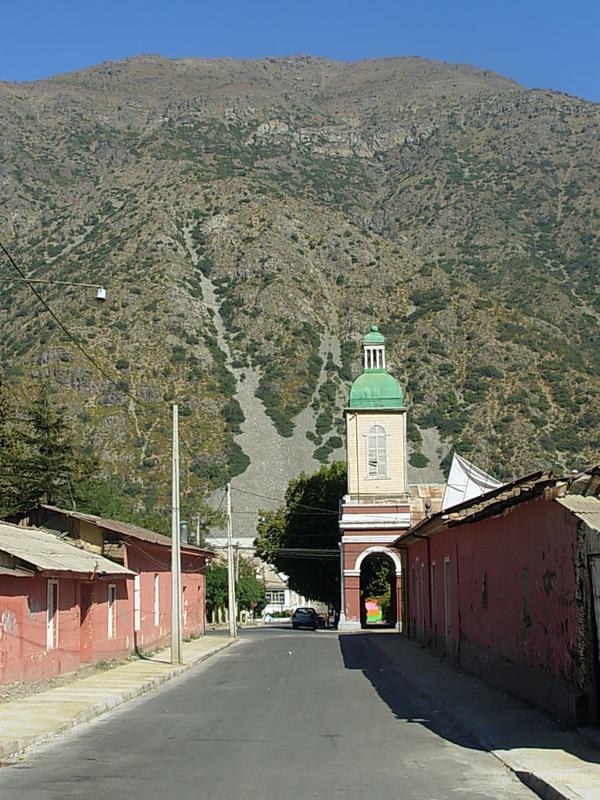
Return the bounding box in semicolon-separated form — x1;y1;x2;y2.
366;424;389;479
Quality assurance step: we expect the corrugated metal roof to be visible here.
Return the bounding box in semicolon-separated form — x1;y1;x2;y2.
396;469;550;544
40;505;213;557
395;465;600;548
0;522;134;577
556;495;600;533
0;564;35;577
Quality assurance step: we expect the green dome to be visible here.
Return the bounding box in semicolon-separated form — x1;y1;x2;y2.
363;324;385;344
349;371;404;409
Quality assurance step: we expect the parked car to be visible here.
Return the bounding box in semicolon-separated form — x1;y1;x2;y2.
291;607;319;631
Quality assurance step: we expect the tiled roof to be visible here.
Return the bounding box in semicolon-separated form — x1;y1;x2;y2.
40;505;213;557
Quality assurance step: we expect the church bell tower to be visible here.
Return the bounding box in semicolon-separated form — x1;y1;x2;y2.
338;323;410;630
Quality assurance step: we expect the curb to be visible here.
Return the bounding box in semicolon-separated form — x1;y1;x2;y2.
366;636;576;800
0;639;235;763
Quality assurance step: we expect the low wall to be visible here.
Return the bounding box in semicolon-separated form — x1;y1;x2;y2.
458;638;588;725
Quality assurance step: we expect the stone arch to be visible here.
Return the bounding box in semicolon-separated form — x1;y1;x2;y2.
353;545;402;575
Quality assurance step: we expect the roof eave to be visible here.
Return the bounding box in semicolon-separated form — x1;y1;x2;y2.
345;405;406;413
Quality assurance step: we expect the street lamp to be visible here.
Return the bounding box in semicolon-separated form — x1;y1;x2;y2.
13;278;107;301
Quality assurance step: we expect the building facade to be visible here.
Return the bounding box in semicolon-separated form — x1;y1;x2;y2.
338;324;410;630
0;522;133;685
396;469;600;724
13;506;212;657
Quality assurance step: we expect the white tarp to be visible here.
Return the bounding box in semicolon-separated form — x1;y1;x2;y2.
442;453;503;511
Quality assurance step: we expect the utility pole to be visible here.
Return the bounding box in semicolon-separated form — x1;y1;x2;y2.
226;482;237;638
171;404;183;664
196;514;201;547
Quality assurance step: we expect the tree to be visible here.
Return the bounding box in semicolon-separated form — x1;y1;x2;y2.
206;559;266;619
361;558;392;599
236;557;266;615
0;366;20;515
12;382;97;511
206;562;228;617
254;461;346;608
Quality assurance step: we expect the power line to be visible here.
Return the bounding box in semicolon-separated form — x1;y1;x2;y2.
0;238;156;412
276;548;339;555
230;484;339;515
233;510;335;516
0;239;211;480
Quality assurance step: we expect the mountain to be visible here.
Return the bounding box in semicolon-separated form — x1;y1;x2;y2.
1;55;599;530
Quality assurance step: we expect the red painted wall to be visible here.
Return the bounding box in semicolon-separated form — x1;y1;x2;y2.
0;575;133;684
458;499;579;682
0;542;207;685
79;579;132;664
0;575;80;684
124;542;206;651
405;497;580;685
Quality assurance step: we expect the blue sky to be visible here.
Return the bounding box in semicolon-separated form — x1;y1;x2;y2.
2;1;599;102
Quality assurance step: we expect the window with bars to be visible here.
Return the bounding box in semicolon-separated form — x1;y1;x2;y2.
366;424;388;478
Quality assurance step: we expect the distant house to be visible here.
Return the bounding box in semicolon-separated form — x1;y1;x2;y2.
395;466;600;725
13;505;214;652
0;522;133;684
204;534;319;619
262;563;313;617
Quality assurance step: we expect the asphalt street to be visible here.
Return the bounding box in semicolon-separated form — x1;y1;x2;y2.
0;628;536;799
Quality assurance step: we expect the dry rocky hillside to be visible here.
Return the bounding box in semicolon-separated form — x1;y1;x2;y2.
1;55;599;529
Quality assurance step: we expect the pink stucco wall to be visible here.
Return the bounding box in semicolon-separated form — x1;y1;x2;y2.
0;541;207;685
79;579;132;664
124;542;206;652
404;496;580;685
1;575;80;684
0;574;133;684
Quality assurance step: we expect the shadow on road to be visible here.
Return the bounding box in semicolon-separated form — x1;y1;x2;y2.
338;632;481;750
339;632;600;767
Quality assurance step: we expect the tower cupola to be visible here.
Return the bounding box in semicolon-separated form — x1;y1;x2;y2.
349;323;404;410
362;324;386;370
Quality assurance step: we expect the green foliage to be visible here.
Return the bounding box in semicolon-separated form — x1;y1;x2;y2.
313;435;343;464
476;364;504;379
315;409;333;436
340;340;358;382
0;368;20;516
6;383;97;512
222;398;245;433
406;420;422;445
361;557;391;598
228;442;251;479
4;63;600;500
236;558;266;613
255;379;295;437
206;563;228;612
440;451;454;479
254;461;346;607
410;287;443;306
72;473;216;536
409;452;430;469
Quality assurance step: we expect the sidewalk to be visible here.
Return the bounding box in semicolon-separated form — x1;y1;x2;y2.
0;635;235;762
366;632;600;800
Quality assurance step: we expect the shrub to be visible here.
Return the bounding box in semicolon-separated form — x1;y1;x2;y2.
222;398;245;433
409;452;430;469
